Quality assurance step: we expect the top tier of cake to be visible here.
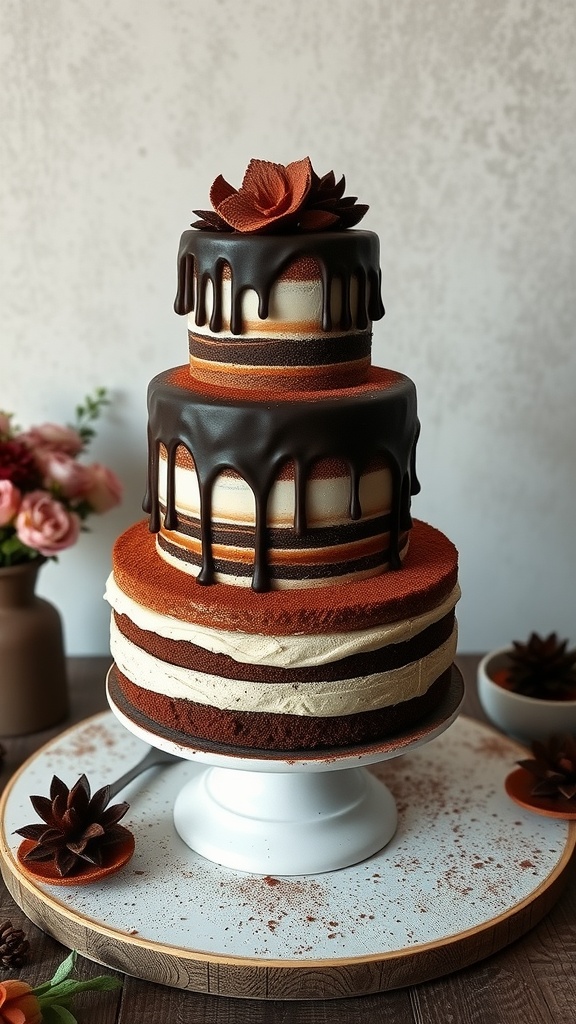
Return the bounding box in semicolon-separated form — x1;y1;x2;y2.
174;229;384;393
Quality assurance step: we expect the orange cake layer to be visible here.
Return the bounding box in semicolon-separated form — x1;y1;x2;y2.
172;362;404;404
112;518;458;635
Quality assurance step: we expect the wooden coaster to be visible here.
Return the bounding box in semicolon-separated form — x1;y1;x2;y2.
0;712;574;1000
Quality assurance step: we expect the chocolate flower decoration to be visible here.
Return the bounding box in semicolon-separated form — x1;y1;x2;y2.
192;158;369;234
15;774;131;878
517;734;576;800
506;632;576;699
193;157;312;234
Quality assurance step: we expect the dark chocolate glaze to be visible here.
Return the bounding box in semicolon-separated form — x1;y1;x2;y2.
174;230;385;335
143;368;420;592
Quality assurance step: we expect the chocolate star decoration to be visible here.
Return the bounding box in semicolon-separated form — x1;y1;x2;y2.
517;734;576;800
15;774;131;878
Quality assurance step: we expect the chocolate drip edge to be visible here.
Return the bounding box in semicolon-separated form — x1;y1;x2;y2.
143;367;420;592
174;230;385;335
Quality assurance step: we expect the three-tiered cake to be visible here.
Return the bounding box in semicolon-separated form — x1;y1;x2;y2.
106;158;459;751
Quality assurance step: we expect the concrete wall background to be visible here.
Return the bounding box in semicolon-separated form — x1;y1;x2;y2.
2;0;575;654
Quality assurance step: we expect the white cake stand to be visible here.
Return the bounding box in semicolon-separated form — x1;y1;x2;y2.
106;667;464;876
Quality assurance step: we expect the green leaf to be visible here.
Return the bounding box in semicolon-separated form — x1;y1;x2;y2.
56;976;122;995
69;387;111;450
0;532;40;567
42;1005;78;1024
42;980;83;1000
38;976;122;1004
49;949;77;986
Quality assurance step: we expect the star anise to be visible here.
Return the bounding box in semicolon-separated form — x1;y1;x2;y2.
505;632;576;699
518;734;576;799
15;775;131;878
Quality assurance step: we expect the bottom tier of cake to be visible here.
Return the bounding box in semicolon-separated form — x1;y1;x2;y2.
106;518;460;752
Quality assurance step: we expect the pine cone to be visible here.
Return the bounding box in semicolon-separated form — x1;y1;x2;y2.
15;774;131;878
518;734;576;799
506;632;576;699
0;920;30;968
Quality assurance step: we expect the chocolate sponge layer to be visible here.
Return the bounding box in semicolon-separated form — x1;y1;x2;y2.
108;664;451;753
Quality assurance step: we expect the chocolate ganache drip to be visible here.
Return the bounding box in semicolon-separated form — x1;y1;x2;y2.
143;369;421;593
174;230;385;335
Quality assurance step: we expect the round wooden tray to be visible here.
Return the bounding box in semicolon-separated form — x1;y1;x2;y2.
0;712;574;1000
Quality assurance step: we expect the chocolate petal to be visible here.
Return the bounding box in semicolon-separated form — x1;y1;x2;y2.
89;784;112;818
100;801;130;827
318;170;336;190
67;822;105;854
23;835;67;859
55;848;78;877
209;174;236;208
333;174;346;200
338;204;369;228
191;210;231;232
299;209;340;231
14;823;47;841
68;775;91;816
49;776;69;803
29;794;58;827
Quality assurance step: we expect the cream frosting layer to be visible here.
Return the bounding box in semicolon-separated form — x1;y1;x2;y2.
190;277;365;340
109;618;457;717
157;458;392;528
105;574;460;668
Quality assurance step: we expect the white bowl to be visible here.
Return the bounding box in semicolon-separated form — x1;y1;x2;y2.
477;647;576;744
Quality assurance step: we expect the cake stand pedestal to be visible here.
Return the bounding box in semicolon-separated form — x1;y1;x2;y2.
106;667;463;875
175;768;397;875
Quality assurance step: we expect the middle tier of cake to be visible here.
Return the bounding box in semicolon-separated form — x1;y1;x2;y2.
144;365;420;592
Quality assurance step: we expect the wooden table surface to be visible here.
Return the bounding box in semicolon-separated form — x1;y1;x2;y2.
0;654;574;1024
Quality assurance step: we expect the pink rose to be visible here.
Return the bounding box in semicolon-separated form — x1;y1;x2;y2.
83;463;122;513
0;480;21;526
35;449;89;500
19;422;83;457
16;491;81;556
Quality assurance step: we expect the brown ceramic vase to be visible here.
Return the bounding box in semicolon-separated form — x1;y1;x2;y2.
0;560;69;736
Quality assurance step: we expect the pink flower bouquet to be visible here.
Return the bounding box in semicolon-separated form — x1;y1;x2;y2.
0;389;122;566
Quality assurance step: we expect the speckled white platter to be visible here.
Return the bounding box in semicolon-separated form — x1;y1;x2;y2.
0;712;574;1000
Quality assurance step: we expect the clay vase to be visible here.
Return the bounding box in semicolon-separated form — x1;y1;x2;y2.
0;560;69;736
